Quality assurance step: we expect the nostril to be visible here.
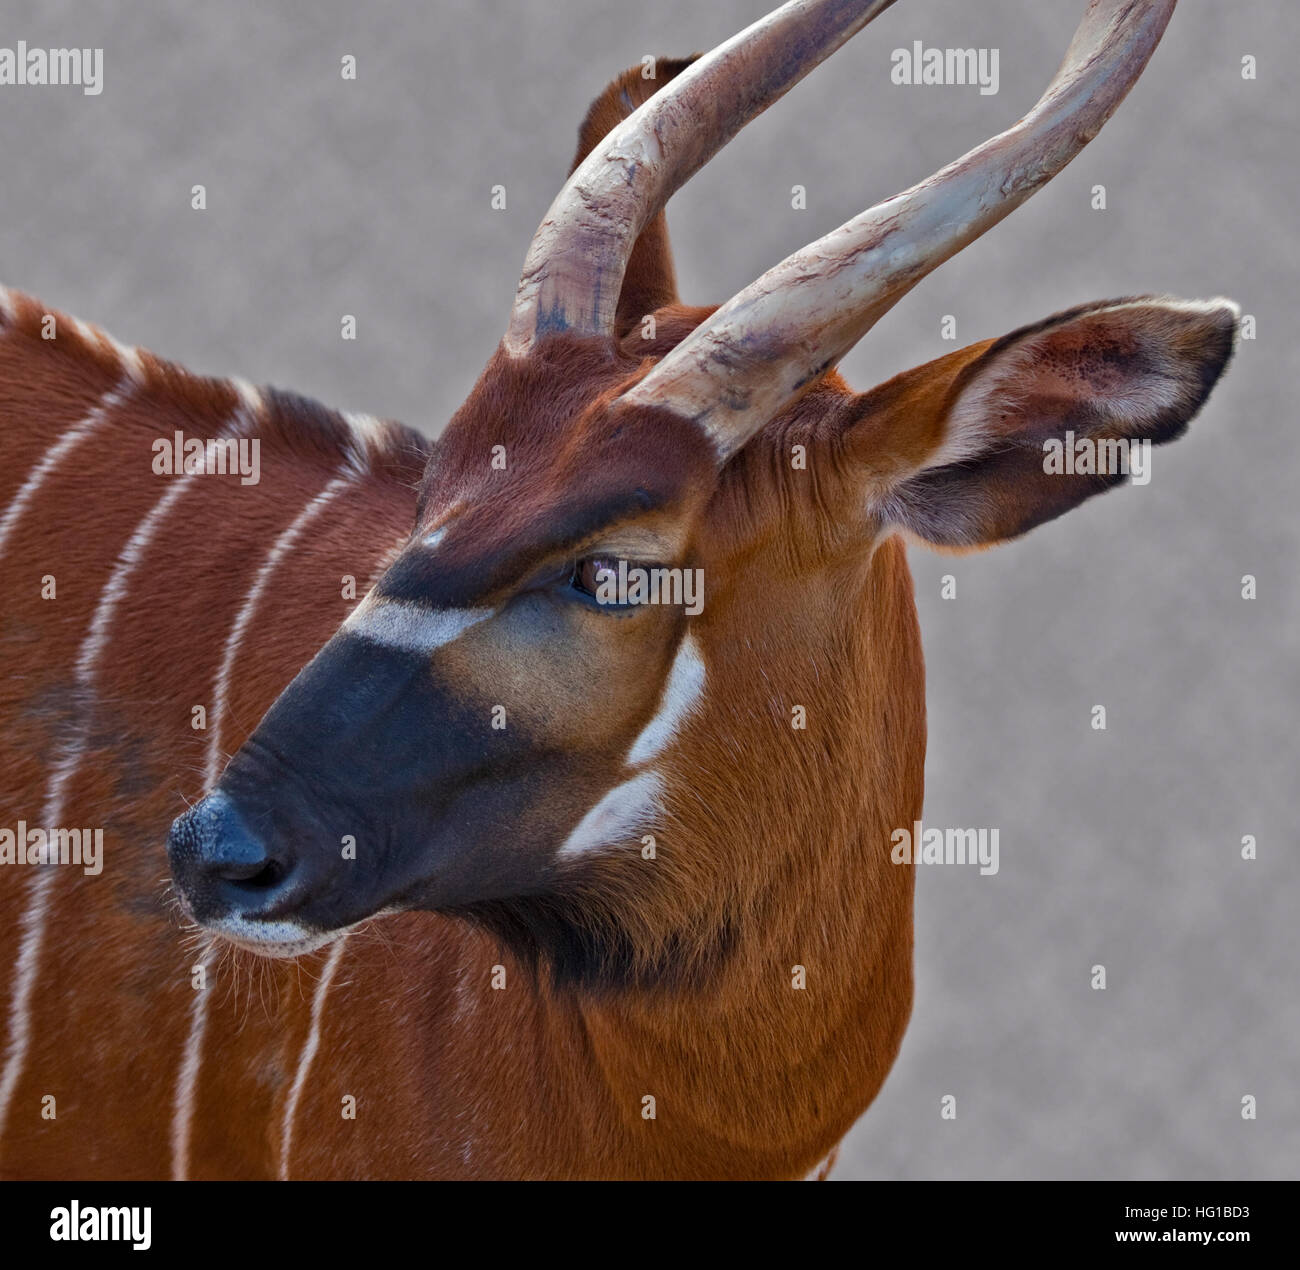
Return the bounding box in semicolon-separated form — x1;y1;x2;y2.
228;858;287;891
168;790;295;916
200;815;274;885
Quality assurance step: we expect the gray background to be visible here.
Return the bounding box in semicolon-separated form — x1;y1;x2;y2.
1;0;1294;1178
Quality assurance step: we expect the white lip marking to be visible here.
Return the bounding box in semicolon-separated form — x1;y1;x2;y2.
207;915;344;960
343;595;491;654
627;634;706;766
558;769;664;859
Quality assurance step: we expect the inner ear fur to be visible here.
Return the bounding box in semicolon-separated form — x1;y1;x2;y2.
840;295;1239;549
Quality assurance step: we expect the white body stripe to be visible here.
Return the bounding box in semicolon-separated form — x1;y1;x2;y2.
80;480;198;685
0;391;258;1150
231;377;263;417
279;936;349;1180
342;595;491;654
339;411;386;478
98;332;145;383
0;382;139;1146
0;291;144;379
626;635;706;766
173;475;395;1181
0;869;56;1150
171;950;215;1181
204;473;353;788
0;380;133;561
170;470;352;1172
343;410;385;454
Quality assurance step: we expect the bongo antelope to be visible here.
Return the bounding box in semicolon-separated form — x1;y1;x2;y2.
0;0;1236;1180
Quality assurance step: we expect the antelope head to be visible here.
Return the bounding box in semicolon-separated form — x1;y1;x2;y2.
168;0;1236;981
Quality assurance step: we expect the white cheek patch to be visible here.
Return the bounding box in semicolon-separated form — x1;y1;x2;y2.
558;638;704;858
557;769;664;859
343;595;492;654
626;634;706;766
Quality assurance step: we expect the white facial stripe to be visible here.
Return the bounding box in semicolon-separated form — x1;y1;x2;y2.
343;596;492;654
627;634;706;766
557;769;664;859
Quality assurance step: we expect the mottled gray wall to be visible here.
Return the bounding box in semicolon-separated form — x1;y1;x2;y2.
1;0;1293;1179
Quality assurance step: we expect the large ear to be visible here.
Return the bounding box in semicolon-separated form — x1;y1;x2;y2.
843;297;1239;549
569;56;699;337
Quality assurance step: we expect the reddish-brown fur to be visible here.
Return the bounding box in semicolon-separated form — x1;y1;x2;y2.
0;294;919;1180
0;40;1235;1180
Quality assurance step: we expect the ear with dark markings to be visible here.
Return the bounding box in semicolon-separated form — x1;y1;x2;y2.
840;296;1239;549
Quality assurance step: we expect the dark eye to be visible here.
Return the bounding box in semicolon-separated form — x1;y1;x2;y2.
570;557;621;599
